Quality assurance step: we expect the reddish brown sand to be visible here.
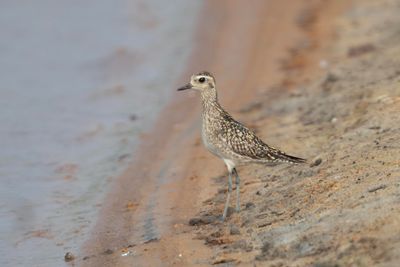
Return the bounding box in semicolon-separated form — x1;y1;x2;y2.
80;0;400;266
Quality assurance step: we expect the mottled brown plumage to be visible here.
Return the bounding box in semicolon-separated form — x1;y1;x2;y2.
178;71;306;220
201;98;305;165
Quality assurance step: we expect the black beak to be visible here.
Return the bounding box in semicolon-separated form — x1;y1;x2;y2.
177;83;192;91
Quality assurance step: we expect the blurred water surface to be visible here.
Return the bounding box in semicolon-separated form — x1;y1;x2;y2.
0;0;201;266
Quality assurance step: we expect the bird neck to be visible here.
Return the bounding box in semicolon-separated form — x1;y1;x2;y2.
200;87;219;110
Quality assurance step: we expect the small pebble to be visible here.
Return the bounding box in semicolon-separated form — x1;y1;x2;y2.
129;114;138;121
64;252;75;262
188;215;218;226
245;202;255;209
103;249;114;255
230;225;240;235
310;158;322;167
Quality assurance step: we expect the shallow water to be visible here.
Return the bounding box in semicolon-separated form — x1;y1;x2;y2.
0;1;201;266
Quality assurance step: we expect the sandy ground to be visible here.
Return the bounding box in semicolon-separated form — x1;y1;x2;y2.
78;0;400;266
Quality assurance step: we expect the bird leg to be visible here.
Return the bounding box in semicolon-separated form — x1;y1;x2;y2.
222;170;233;221
233;168;240;212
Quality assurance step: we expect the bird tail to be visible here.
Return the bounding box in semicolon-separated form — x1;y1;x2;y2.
271;150;306;164
281;154;307;164
263;145;307;164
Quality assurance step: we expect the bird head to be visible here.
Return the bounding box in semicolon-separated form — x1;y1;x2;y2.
177;71;216;92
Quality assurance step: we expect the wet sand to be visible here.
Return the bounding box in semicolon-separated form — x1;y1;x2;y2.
80;0;348;266
0;1;201;266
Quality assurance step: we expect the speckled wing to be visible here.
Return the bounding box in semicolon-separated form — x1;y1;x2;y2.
218;115;305;163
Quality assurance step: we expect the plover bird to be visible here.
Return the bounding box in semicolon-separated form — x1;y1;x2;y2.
178;71;306;220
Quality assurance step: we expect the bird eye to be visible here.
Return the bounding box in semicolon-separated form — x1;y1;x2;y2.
199;77;206;83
